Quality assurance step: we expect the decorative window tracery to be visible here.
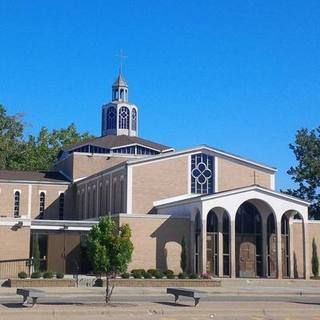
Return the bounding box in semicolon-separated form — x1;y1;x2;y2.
132;108;137;131
191;154;214;194
119;106;129;129
106;107;116;130
39;192;46;219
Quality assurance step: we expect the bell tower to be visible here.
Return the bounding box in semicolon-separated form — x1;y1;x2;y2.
101;71;138;137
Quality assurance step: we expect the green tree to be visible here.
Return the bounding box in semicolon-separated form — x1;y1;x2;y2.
312;238;319;277
0;105;25;169
180;236;187;273
32;237;41;272
87;217;133;303
285;127;320;219
19;124;93;171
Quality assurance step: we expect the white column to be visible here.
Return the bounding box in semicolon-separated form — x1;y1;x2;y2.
230;219;236;278
201;217;207;274
289;217;294;278
262;216;268;277
218;215;224;277
276;221;282;279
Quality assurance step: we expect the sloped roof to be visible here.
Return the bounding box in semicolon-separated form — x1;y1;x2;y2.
0;170;70;183
64;135;173;153
112;73;128;87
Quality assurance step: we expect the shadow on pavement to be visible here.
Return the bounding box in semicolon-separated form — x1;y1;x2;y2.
155;301;193;307
290;301;320;306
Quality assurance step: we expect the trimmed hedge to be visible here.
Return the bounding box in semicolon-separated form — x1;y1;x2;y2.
43;271;54;279
31;272;41;279
121;272;130;279
178;272;188;279
56;272;64;279
131;269;145;279
18;271;28;279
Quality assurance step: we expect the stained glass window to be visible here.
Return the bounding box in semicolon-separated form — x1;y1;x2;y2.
191;154;214;194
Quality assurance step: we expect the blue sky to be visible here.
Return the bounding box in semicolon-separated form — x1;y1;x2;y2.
1;0;319;190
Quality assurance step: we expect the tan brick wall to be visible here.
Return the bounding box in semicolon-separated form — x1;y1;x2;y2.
30;184;69;219
0;183;29;217
218;157;271;191
72;154;130;180
119;215;190;273
308;222;320;277
292;222;304;278
0;226;30;260
76;168;127;218
47;232;81;273
131;156;189;214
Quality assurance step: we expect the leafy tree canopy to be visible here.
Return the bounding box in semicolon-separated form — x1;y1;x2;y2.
285;127;320;219
0;104;94;171
87;217;133;276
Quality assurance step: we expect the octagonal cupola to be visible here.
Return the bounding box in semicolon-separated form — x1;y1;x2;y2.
101;72;138;137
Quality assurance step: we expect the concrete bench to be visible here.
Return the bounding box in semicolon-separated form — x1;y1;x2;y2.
16;288;46;306
166;287;206;306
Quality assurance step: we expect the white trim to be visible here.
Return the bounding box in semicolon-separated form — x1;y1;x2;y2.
187;155;191;194
154;194;201;207
127;145;277;172
0;218;31;227
270;173;275;190
126;166;132;214
27;184;32;219
214;156;219;192
116;213;190;220
155;185;310;209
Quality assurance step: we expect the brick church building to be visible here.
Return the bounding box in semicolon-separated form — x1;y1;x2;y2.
0;72;316;279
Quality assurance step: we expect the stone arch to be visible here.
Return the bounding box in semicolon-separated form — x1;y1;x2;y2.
281;210;305;279
206;207;231;277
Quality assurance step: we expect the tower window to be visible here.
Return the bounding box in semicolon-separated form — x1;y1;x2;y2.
132;108;137;131
39;192;46;219
119;106;129;129
106;107;116;130
191;154;214;194
59;193;64;220
14;191;20;218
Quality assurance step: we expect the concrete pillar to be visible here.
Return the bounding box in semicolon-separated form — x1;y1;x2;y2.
262;216;268;277
200;217;207;274
218;215;224;277
289;217;294;278
189;219;195;274
230;219;236;278
276;221;282;279
303;220;310;279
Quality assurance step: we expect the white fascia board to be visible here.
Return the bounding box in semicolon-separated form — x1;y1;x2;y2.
0;180;70;186
115;213;189;220
155;186;309;209
127;145;277;173
154;194;201;207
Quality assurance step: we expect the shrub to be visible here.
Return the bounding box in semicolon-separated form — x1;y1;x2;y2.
189;273;198;279
131;269;145;279
43;271;54;279
18;271;28;279
31;271;41;279
163;269;174;277
147;269;157;277
201;272;210;279
154;270;164;279
178;272;188;279
121;272;130;279
142;271;152;279
166;273;175;279
56;272;64;279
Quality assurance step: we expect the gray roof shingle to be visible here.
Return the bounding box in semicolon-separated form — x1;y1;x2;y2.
0;170;70;183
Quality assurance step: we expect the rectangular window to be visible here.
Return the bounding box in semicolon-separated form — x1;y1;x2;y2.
14;191;20;218
59;193;64;220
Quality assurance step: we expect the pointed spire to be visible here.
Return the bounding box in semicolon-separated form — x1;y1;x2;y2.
112;71;128;88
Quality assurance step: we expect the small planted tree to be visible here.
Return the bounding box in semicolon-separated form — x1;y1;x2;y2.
87;217;133;303
180;236;187;273
312;238;319;277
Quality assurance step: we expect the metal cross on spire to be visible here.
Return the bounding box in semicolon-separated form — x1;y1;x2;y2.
116;49;128;74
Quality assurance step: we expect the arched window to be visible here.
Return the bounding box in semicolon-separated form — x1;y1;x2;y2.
119;106;129;129
222;212;230;276
120;89;124;100
132;108;137;131
207;210;218;276
59;193;64;220
14;191;20;218
106;107;116;130
39;192;46;219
